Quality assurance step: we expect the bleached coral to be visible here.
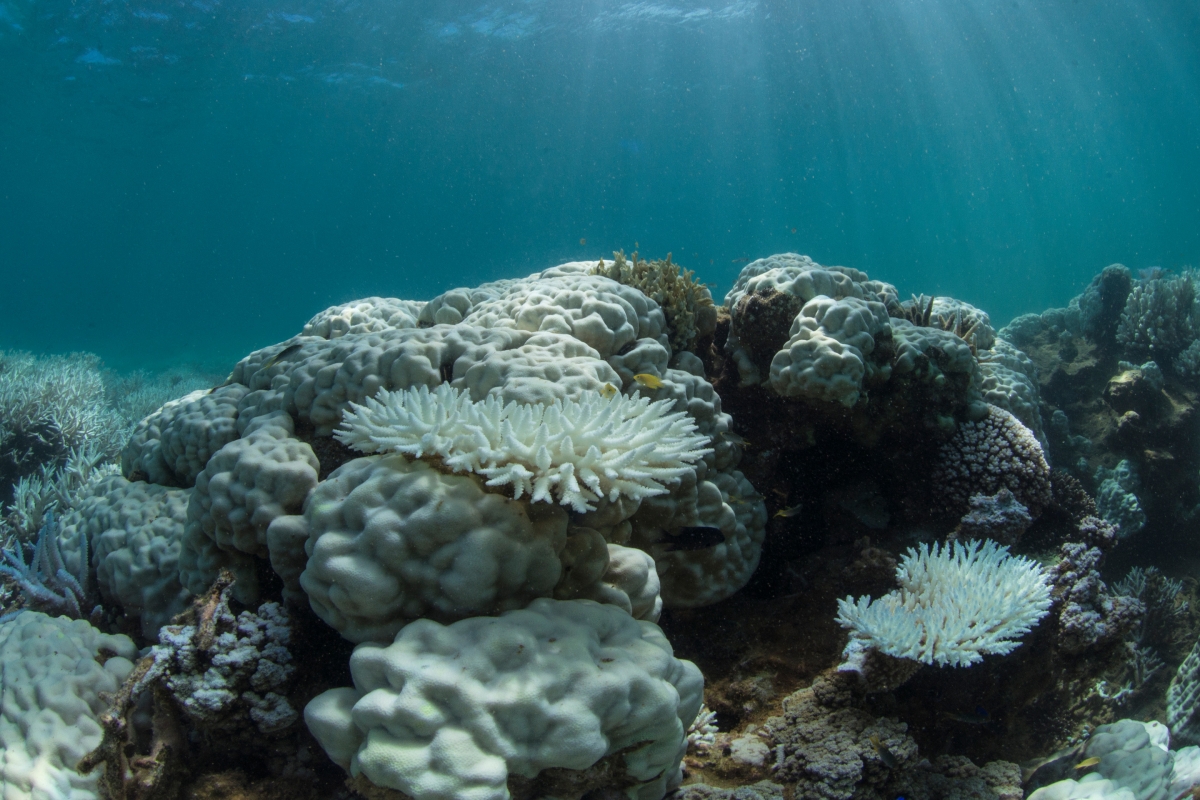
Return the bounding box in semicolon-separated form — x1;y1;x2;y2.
304;598;703;800
836;539;1052;668
335;384;711;513
0;611;137;800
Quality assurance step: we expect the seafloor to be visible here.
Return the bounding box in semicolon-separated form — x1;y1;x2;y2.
1;254;1198;800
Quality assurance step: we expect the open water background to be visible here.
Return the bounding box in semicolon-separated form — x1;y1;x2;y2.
1;0;1197;371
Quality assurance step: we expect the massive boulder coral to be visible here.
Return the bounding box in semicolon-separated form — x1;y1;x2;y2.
302;296;425;339
61;473;193;637
0;611;138;800
305;598;704;800
121;384;248;488
288;454;576;643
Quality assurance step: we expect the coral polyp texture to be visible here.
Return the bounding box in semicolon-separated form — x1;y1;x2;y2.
335;383;711;513
305;598;703;800
836;539;1052;667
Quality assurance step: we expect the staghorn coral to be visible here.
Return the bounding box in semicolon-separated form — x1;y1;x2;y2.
836;540;1052;668
335;384;711;513
591;251;717;353
0;350;128;506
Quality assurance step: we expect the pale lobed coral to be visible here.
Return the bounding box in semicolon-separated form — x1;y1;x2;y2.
0;611;137;800
931;403;1052;516
122;384;249;487
305;597;703;800
290;454;576;643
836;539;1052;668
302;296;425;339
768;295;892;407
186;411;319;559
60;473;192;637
335;383;711;513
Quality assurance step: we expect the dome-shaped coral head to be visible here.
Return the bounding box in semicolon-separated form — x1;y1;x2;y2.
334;384;712;513
836;539;1052;668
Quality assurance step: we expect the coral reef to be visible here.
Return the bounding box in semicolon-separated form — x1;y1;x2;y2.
12;254;1200;800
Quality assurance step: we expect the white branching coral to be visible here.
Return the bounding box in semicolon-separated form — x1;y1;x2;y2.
836;539;1052;668
335;384;711;512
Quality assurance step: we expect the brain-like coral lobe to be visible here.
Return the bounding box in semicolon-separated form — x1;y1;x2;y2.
187;411;319;559
302;296;425;339
122;384;248;487
304;598;703;800
296;454;579;643
0;612;137;800
62;473;193;637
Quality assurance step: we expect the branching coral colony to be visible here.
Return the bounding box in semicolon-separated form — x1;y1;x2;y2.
6;256;1200;800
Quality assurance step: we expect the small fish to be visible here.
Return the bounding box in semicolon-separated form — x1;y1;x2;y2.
661;526;726;552
943;706;990;725
868;735;897;769
580;237;587;246
774;504;803;519
731;256;751;264
770;487;790;499
720;431;751;447
599;383;619;399
1075;756;1101;769
261;343;303;370
633;373;665;390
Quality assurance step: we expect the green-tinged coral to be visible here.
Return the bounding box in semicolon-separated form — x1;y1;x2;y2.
591;251;716;353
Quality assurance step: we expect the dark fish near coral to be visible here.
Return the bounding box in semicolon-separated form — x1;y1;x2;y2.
943;705;990;725
720;431;751;447
731;256;751;263
261;343;303;370
868;735;897;769
661;526;726;551
774;504;803;519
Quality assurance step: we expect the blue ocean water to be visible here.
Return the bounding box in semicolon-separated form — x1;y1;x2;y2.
1;0;1197;371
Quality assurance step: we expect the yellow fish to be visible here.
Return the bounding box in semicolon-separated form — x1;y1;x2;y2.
1075;757;1101;769
633;373;665;390
599;383;619;399
774;504;803;519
